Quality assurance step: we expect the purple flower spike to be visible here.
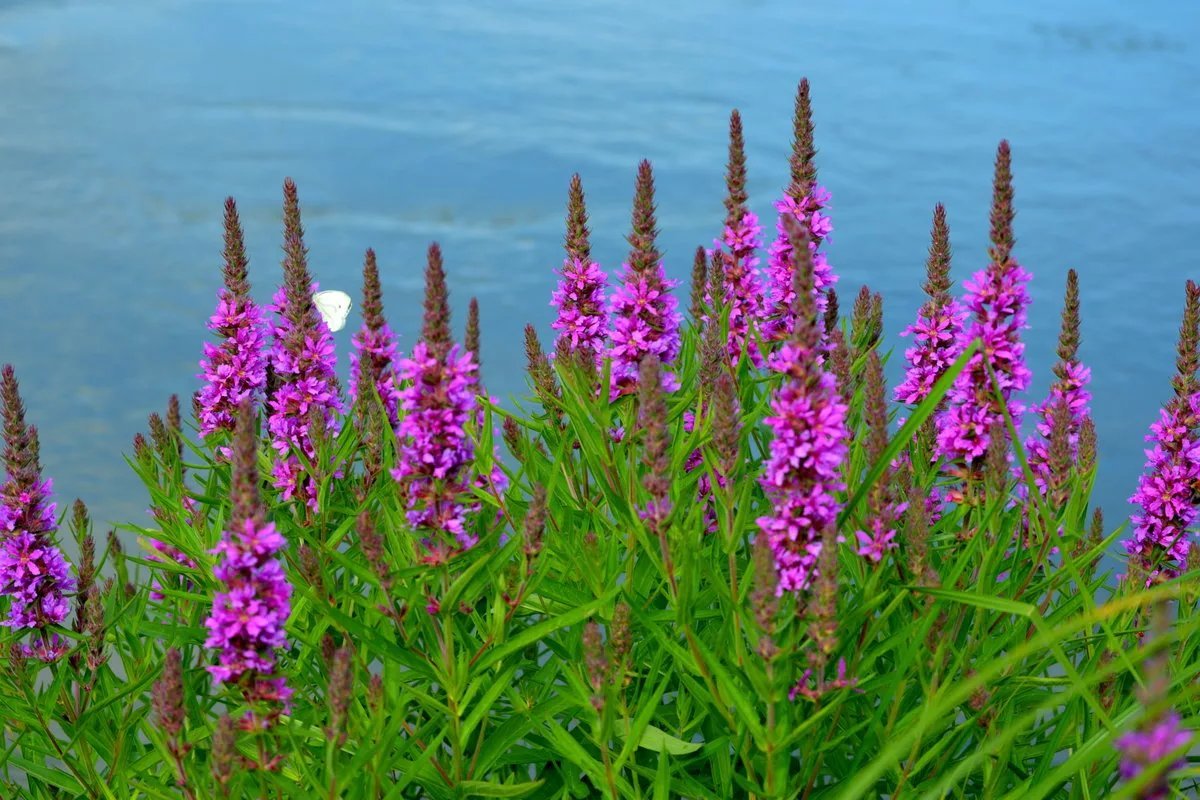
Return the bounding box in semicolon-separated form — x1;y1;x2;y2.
896;204;964;406
204;401;292;720
392;341;480;552
1127;281;1200;579
757;222;849;593
765;189;836;342
266;180;344;511
1115;712;1192;799
552;257;609;368
706;110;766;367
608;265;682;396
552;174;609;368
349;249;402;429
197;198;269;438
1025;270;1091;501
936;142;1032;479
608;161;682;397
0;367;75;658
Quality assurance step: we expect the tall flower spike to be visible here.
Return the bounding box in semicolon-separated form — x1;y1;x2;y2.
689;246;708;323
638;354;672;534
465;298;481;373
422;243;452;361
0;366;74;658
1126;280;1200;578
349;249;401;430
203;400;292;720
856;351;903;563
896;203;964;407
608;160;682;396
1024;269;1091;500
551;175;609;369
766;79;837;341
197;197;269;438
707;109;765;367
267;179;344;511
757;221;850;592
393;247;483;554
936;142;1032;482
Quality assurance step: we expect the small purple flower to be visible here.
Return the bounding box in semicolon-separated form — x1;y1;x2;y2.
1115;711;1192;799
552;256;609;369
765;187;837;342
854;520;898;564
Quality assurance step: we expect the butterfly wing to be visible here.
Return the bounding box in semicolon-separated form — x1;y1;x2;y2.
313;290;353;332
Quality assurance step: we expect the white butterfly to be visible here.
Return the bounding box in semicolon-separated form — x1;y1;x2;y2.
312;290;353;332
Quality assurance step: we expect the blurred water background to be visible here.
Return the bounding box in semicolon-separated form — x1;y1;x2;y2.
0;0;1196;543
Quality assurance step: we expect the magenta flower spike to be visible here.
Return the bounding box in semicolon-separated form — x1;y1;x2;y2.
349;248;402;429
608;160;682;397
551;174;609;369
707;110;766;367
765;80;838;343
757;221;849;593
391;244;483;554
1024;269;1091;498
197;198;269;438
266;179;345;511
0;366;75;660
204;400;292;720
895;204;965;406
1126;281;1200;578
936;142;1032;477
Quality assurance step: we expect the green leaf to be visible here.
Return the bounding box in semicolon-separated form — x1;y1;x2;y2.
618;720;702;755
912;586;1037;618
457;779;545;797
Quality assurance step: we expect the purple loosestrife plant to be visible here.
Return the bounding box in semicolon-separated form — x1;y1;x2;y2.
1024;269;1091;499
204;400;292;724
757;221;849;593
266;179;345;511
895;204;964;407
857;352;905;563
349;248;402;429
1126;281;1200;578
197;198;269;438
391;244;483;555
551;174;609;369
608;160;682;397
936;142;1032;491
765;79;837;343
707;110;766;367
0;366;75;659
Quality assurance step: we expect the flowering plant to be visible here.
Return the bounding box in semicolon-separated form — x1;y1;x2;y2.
1;81;1197;799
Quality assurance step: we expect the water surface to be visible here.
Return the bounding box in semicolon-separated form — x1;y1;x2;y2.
0;0;1196;538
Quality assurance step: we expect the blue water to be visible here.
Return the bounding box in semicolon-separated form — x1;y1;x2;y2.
0;0;1197;535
